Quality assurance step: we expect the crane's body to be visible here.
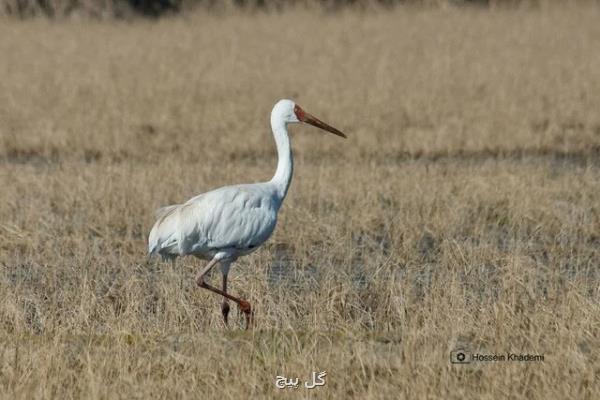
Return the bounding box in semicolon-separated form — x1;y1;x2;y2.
148;99;345;329
148;183;280;263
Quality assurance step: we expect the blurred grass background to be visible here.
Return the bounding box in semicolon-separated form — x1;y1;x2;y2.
2;0;597;19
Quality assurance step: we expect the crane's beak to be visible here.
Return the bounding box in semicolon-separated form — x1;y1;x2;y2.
295;105;346;138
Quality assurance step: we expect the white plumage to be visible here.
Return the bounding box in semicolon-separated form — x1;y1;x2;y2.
148;184;279;262
147;99;346;329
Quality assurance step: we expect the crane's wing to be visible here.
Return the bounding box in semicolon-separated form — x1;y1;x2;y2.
148;185;277;260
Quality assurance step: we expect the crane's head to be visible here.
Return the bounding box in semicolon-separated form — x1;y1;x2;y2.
273;99;346;138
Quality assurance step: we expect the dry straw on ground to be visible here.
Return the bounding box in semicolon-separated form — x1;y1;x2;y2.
1;5;599;399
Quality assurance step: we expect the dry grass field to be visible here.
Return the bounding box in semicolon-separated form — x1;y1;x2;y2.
1;5;600;399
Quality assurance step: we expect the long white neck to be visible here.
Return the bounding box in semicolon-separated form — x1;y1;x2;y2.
269;113;293;202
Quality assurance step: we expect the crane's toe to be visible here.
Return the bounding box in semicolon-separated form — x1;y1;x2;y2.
238;300;253;330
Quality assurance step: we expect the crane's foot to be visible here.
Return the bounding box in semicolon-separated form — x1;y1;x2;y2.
222;301;230;327
238;300;253;330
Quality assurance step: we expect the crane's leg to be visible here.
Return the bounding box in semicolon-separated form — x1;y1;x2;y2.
220;261;231;327
195;258;253;330
221;272;230;326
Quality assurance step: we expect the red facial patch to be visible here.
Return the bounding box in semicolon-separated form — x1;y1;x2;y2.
294;105;305;122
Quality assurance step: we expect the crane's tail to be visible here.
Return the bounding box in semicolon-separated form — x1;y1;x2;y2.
148;203;181;262
155;205;178;219
147;242;178;262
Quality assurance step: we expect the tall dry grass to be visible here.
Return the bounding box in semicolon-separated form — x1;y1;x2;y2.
1;6;600;399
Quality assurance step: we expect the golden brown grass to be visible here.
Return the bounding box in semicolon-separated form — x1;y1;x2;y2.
1;6;600;399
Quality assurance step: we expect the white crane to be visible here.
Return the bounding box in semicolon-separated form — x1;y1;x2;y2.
148;99;346;329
